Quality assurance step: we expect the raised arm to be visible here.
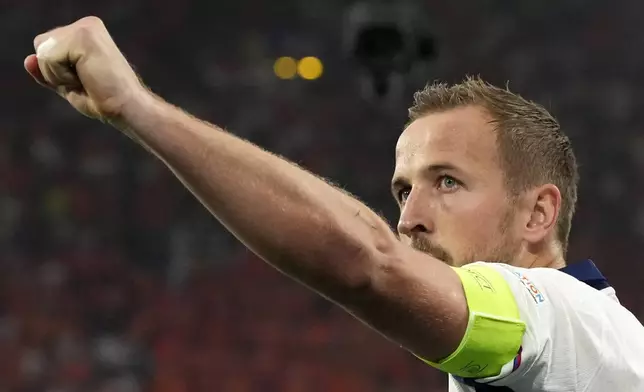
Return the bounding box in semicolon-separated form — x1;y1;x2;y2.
25;17;467;363
118;93;470;360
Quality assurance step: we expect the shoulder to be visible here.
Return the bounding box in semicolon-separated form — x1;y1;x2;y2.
460;261;644;390
463;261;631;328
467;262;590;303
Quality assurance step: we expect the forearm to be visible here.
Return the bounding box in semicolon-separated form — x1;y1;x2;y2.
114;93;395;293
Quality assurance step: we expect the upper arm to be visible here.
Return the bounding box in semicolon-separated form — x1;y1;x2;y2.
337;247;529;381
335;241;470;363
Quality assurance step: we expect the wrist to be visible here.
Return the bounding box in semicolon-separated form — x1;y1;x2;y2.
107;87;160;131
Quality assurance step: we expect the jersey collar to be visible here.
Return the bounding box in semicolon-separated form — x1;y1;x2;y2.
559;259;610;290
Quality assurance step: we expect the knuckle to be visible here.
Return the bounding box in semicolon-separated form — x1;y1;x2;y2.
33;33;50;50
34;25;65;50
76;24;93;36
74;26;98;45
79;16;104;28
74;16;105;40
33;35;43;48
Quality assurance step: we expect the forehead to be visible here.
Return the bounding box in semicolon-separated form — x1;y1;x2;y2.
395;106;500;175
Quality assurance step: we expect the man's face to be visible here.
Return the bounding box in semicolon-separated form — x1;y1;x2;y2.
392;105;525;267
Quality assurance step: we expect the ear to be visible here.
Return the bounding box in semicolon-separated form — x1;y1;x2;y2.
523;184;561;244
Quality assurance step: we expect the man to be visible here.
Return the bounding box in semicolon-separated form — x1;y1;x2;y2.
24;17;644;391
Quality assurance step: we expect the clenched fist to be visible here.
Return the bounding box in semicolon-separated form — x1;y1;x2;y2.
24;16;146;121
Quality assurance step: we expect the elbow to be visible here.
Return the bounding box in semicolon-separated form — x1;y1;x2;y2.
331;225;402;298
306;211;399;298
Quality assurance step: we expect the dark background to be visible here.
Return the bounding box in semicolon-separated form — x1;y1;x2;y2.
1;0;643;390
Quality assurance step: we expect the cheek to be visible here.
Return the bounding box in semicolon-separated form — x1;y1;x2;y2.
441;190;502;222
439;191;507;239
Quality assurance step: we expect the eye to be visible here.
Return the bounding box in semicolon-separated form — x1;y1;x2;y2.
397;187;411;203
437;175;461;191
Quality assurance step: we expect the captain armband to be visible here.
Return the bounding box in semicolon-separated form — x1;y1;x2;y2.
418;264;526;379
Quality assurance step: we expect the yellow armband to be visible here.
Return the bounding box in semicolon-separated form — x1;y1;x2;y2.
419;264;526;378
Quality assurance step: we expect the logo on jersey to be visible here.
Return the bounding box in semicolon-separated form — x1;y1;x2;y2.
512;271;545;304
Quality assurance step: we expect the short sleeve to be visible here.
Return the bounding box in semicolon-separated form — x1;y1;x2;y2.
430;262;644;392
461;262;555;386
419;263;526;379
421;262;644;391
460;262;629;391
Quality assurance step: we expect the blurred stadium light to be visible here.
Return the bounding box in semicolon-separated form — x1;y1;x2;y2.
273;56;299;80
297;57;324;80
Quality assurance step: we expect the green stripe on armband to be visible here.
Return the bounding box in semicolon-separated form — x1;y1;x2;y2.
419;264;526;378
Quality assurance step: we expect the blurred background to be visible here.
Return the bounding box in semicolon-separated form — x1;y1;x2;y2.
1;0;644;391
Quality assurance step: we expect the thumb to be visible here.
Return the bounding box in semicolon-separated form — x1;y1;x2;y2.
24;54;48;88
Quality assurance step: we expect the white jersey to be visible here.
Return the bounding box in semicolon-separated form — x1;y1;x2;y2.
448;260;644;392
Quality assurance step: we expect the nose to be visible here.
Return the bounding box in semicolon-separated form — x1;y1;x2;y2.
397;188;433;237
397;217;429;237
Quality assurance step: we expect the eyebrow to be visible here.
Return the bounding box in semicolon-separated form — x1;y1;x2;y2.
391;163;462;195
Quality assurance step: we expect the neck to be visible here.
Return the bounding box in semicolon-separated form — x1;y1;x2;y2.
526;254;566;269
517;244;566;269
